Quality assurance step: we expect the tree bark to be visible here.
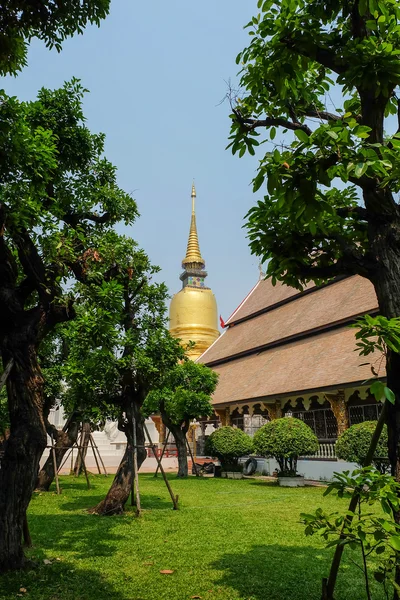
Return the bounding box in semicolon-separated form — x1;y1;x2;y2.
90;403;146;515
159;409;189;478
36;413;80;491
171;425;189;478
0;347;47;572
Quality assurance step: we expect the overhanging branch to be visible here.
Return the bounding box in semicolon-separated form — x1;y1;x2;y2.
281;34;348;75
240;114;312;136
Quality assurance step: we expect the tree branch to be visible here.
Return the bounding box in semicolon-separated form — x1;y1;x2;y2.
336;206;370;221
62;211;112;227
304;109;342;122
13;228;50;304
281;34;348;75
238;114;312;136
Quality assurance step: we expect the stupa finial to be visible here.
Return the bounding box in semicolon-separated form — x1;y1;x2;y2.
182;182;204;268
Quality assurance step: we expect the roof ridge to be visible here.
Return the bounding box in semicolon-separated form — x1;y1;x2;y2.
226;280;260;324
228;276;350;326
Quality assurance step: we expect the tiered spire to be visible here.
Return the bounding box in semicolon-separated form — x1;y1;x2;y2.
182;183;205;269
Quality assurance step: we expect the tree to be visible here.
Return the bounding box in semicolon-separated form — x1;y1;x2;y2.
253;417;319;475
229;0;400;485
56;238;185;514
0;80;137;571
336;420;389;473
0;0;110;75
205;426;253;472
143;361;219;478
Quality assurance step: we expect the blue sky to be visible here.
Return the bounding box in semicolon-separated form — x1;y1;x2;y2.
4;1;261;324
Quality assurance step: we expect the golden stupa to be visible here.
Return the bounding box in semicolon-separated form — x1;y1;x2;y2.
169;183;219;360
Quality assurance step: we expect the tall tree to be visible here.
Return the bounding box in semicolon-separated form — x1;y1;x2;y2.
57;237;185;515
229;0;400;481
0;80;137;571
0;0;110;75
143;361;218;478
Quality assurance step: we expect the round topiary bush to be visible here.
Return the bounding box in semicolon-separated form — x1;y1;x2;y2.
205;426;253;471
335;420;389;473
253;417;319;476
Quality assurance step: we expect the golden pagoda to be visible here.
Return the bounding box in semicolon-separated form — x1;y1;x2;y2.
169;183;219;360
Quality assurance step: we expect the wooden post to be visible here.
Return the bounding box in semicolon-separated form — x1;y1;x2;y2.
186;436;200;477
51;436;61;495
90;435;108;475
89;434;102;475
154;430;171;477
76;443;91;489
323;401;387;600
143;422;179;510
132;415;141;516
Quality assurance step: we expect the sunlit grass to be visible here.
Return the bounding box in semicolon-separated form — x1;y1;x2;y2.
0;474;385;600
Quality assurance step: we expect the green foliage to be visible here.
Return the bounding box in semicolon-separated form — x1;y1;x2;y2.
353;314;400;357
301;467;400;596
0;1;110;75
229;0;400;291
59;233;185;427
143;360;218;426
205;426;253;470
253;417;318;475
336;421;389;473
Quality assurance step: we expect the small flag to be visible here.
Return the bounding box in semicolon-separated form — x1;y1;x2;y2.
219;315;226;328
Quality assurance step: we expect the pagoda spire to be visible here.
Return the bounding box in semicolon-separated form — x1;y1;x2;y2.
182;182;205;269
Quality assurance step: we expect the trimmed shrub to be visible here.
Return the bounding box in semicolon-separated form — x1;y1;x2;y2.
336;420;389;473
253;417;319;476
205;426;253;471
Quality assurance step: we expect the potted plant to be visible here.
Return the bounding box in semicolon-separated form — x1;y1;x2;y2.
205;426;253;479
335;420;389;473
253;417;318;486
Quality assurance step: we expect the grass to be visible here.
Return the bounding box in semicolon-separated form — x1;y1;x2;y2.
0;474;386;600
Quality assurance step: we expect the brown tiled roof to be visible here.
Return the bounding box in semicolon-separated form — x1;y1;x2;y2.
210;326;382;406
199;276;378;365
226;278;314;324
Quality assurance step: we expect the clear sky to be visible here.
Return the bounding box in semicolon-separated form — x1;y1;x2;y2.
4;1;261;324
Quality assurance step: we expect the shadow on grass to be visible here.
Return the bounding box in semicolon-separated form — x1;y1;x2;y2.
0;558;130;600
59;493;174;512
212;543;382;600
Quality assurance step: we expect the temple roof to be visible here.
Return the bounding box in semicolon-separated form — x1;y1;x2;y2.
198;275;381;406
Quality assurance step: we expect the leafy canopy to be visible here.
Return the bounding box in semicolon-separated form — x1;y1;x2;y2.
0;80;137;366
205;426;253;467
253;417;319;459
336;420;389;472
229;0;400;289
0;1;110;75
143;361;218;426
60;235;184;427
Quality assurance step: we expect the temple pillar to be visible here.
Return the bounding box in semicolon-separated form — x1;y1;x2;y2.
325;389;349;435
215;408;230;426
266;401;282;420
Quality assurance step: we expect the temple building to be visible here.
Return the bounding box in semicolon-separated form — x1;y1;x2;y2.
169;184;219;360
197;273;385;465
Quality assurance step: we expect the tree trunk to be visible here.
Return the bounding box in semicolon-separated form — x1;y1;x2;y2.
171;425;189;478
73;421;90;476
0;347;47;572
90;404;146;515
159;409;189;478
370;231;400;597
36;413;80;491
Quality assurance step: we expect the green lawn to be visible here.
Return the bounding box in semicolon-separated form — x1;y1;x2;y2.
0;475;385;600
